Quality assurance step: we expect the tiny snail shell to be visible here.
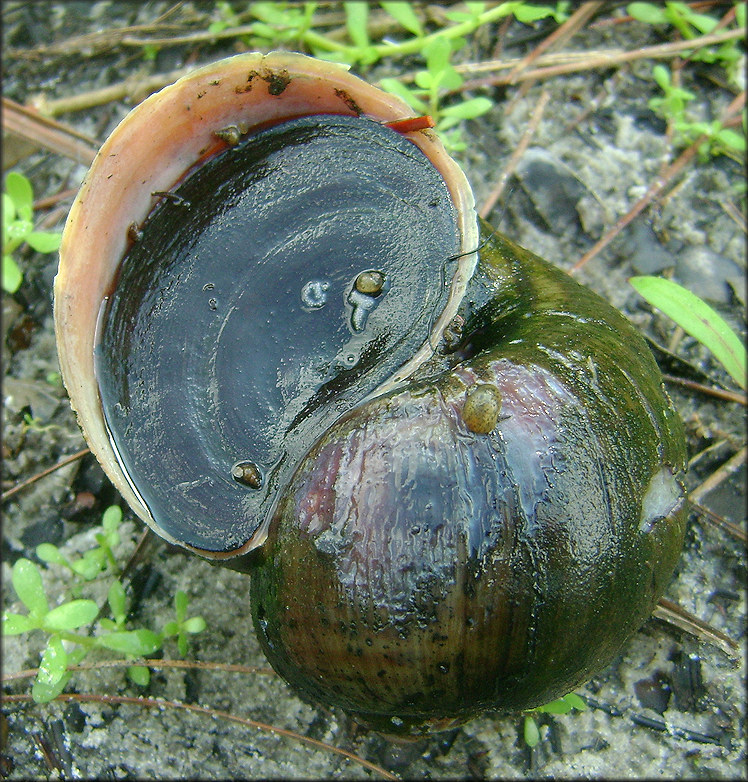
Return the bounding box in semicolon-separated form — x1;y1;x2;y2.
54;52;687;737
462;382;503;434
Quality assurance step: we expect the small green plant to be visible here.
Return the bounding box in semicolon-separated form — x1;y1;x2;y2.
2;505;206;702
648;64;745;160
379;35;494;151
207;2;568;150
628;1;745;72
208;0;242;35
630;276;747;390
3;172;62;294
627;2;746;160
522;692;588;748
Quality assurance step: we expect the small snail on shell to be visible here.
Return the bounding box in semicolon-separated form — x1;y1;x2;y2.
55;52;687;737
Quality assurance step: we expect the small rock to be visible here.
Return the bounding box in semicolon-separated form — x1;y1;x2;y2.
515;147;587;233
675;245;745;304
628;220;676;274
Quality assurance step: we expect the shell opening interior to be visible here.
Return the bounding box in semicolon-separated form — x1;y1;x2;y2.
94;114;464;555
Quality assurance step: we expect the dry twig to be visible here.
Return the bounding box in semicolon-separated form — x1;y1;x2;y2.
653;598;739;657
663;374;747;406
2;98;97;164
689;446;747;506
1;448;90;502
479;89;551;218
572;90;746;272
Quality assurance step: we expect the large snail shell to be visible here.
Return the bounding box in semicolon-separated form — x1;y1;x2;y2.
55;52;687;736
54;52;478;557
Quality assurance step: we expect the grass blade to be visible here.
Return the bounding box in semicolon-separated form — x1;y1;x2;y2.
630;276;746;389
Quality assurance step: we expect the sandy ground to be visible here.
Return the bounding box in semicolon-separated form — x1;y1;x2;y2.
2;3;745;779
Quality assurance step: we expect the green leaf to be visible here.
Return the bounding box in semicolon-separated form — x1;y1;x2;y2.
440;97;494;120
35;543;69;567
3;254;23;293
178;633;188;657
32;672;70;703
652;63;669;88
513;5;558;24
6;218;33;243
96;629;162;656
380;2;423;36
344;2;369;48
466;1;487;16
162;621;180;637
183;616;207;634
715;128;746;152
5;172;33;220
563;692;588;711
378;78;429;113
128;665;151;686
630;276;747;389
108;580;127;623
424;36;452;79
524;715;541;747
414;70;434;90
175;590;188;622
3;193;15;228
2;612;36;634
533;697;573;714
12;558;49;617
25;231;62;253
627;3;667;24
44;599;99;630
71;549;106;580
680;9;718;34
736;3;746;28
102;504;123;532
37;635;68;686
440;68;464;91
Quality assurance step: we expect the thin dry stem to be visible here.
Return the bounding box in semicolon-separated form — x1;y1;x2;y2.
456;28;744;90
2;98;97;164
663;374;747;406
571;91;745;272
653;598;739;657
690;500;747;543
479;89;551;218
689;446;747;506
1;448;90;502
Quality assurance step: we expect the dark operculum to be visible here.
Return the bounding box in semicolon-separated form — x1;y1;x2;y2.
250;221;687;736
94;115;461;554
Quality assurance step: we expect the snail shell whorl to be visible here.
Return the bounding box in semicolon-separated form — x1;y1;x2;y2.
53;52;687;737
250;223;687;735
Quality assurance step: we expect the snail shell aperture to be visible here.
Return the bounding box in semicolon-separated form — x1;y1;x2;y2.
54;52;687;737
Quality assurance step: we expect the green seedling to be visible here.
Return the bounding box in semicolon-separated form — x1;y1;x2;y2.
628;1;744;72
630;276;747;390
3;172;62;294
193;2;568;150
648;65;745;160
36;504;124;587
523;692;588;748
379;35;493;151
3;506;206;701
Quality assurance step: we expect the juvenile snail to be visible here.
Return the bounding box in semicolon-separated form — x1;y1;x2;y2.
54;52;687;737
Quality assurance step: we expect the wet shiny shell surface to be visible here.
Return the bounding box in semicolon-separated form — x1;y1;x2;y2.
250;223;687;736
95;114;461;553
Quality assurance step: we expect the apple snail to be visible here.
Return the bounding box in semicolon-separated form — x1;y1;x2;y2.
54;52;687;737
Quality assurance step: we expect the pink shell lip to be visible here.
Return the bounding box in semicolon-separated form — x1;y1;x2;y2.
54;51;478;556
